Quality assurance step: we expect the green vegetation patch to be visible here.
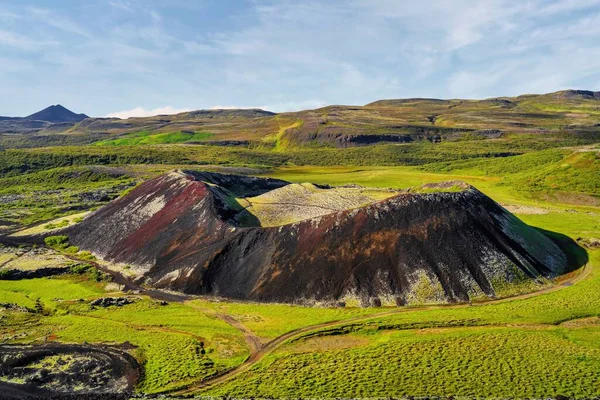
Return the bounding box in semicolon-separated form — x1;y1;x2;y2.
0;277;249;393
0;166;135;225
190;300;384;341
94;130;213;146
421;148;600;202
49;299;248;393
207;327;600;399
0;277;105;309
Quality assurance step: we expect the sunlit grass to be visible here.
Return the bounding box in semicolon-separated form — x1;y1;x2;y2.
94;130;213;146
207;326;600;399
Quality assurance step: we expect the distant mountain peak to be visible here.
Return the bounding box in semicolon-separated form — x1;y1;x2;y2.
25;104;89;123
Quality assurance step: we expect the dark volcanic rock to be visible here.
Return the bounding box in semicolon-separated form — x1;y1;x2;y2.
66;171;571;306
90;297;134;307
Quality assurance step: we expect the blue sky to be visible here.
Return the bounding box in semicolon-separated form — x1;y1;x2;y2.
1;0;600;118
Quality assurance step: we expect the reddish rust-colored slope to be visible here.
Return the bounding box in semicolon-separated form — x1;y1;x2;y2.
67;171;574;306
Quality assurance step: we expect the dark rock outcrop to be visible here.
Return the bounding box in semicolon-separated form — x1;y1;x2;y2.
90;297;134;307
555;90;600;100
66;171;571;306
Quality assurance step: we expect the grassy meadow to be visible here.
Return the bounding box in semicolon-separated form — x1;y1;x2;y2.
1;155;599;396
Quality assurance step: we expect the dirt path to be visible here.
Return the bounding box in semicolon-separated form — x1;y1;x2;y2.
216;314;263;355
171;263;591;396
184;302;263;356
171;307;417;396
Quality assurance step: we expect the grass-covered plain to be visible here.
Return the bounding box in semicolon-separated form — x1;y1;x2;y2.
203;246;600;399
0;128;599;397
189;300;384;342
207;324;600;399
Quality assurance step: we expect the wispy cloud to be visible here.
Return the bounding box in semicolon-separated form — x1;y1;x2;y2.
147;9;161;22
0;8;19;21
0;29;59;51
1;0;600;116
26;7;92;38
105;106;192;119
109;1;133;12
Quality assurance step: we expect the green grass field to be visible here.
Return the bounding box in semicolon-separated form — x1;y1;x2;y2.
0;129;599;397
0;273;250;393
207;324;600;399
189;300;385;342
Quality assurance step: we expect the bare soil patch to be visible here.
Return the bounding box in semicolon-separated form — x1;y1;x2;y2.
502;204;549;215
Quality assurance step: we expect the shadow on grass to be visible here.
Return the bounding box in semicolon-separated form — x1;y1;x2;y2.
535;227;589;273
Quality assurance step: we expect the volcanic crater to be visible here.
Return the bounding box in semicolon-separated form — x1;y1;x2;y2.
0;343;140;399
66;170;574;306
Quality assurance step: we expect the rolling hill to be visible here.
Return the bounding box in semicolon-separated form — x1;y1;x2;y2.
1;90;599;149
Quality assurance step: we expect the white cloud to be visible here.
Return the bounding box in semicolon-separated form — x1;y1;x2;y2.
446;43;600;99
26;7;92;38
105;106;192;119
148;10;161;22
0;30;59;50
108;1;133;12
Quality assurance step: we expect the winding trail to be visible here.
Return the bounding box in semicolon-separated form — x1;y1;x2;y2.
0;237;591;397
171;263;591;396
171;307;426;396
184;302;263;356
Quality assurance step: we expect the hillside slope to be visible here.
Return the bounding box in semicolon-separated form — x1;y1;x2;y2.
2;90;599;147
64;171;571;306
